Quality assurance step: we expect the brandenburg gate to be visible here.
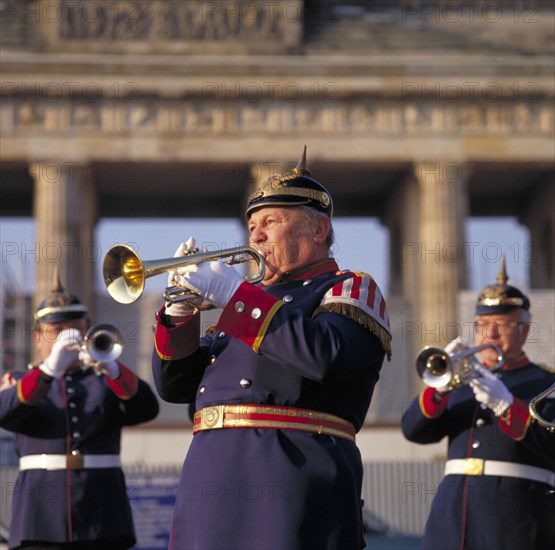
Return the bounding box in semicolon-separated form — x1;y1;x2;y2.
1;0;553;417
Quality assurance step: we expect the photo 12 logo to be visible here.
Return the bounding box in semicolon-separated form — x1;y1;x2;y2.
400;1;540;24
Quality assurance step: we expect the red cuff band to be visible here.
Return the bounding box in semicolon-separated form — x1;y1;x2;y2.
154;307;200;360
17;369;44;404
217;282;284;352
105;364;138;399
499;397;532;440
419;387;450;419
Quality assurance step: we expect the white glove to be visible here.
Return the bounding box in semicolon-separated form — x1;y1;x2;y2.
39;328;82;379
182;260;244;309
470;364;513;416
165;237;204;317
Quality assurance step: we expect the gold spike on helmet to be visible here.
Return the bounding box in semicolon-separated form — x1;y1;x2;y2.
246;146;333;218
475;256;530;315
35;266;88;323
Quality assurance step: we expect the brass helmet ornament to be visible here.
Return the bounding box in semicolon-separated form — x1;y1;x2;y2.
246;146;333;218
35;266;88;324
475;256;530;316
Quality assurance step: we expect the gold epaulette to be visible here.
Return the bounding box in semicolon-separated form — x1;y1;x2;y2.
313;302;392;361
537;363;555;374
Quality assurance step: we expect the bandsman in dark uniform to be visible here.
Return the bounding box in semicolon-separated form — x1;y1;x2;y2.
401;259;555;550
0;270;159;550
152;149;392;550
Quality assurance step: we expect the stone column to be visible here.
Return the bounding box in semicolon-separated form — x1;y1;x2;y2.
377;166;421;419
413;160;468;355
242;161;280;279
384;164;421;301
31;161;97;317
522;175;555;289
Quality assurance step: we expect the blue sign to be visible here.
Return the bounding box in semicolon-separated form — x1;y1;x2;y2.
127;470;180;550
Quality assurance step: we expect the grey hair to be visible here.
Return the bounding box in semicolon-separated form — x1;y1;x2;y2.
297;206;335;251
520;309;532;324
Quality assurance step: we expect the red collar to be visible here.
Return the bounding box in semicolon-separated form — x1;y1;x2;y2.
499;353;530;371
278;258;339;282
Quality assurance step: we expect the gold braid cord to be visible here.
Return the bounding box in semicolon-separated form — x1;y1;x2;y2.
313;302;392;361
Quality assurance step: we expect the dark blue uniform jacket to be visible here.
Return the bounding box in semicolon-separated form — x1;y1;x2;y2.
401;357;555;550
0;363;159;549
152;259;391;550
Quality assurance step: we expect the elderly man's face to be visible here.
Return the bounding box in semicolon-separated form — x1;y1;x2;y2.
34;318;88;363
474;309;530;366
248;207;330;285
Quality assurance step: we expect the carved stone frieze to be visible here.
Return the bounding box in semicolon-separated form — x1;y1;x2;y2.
2;98;553;137
52;0;302;53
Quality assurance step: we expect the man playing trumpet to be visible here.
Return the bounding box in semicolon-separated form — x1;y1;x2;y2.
402;259;555;550
0;269;159;550
152;149;392;550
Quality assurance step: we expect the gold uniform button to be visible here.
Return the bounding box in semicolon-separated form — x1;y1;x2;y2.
251;308;262;319
235;301;245;313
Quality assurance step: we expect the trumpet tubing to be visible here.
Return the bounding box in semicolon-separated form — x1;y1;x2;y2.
529;383;555;431
103;244;265;305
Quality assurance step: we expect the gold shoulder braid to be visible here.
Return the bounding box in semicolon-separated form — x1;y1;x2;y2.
313;303;392;361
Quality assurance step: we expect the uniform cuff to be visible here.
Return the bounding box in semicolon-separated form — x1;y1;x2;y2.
154;306;200;360
499;397;532;440
217;282;285;352
105;363;139;399
419;387;450;419
17;368;50;405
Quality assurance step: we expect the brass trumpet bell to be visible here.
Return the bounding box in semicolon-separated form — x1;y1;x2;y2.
416;342;505;390
68;324;124;372
416;348;453;389
103;244;265;305
83;324;123;364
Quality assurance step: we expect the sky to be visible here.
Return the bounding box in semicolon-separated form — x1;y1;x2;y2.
0;215;531;300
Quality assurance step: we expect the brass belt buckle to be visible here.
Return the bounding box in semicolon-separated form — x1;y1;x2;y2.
463;458;484;476
201;405;225;429
67;453;84;470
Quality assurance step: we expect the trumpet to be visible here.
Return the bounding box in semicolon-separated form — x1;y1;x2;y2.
416;342;505;390
529;383;555;432
103;244;265;305
77;324;124;371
